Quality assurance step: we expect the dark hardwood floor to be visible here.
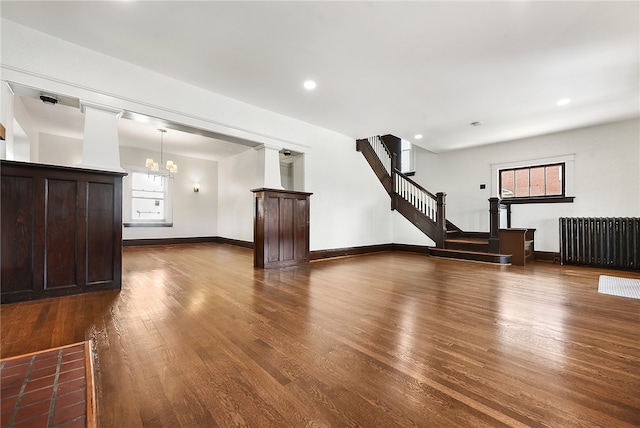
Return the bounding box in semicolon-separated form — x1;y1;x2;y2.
2;243;639;427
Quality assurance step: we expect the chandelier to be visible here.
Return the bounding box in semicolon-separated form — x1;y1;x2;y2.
145;129;178;178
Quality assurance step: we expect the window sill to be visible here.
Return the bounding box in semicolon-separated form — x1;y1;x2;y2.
500;196;575;205
124;222;173;227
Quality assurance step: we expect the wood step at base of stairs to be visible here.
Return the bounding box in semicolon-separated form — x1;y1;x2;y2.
429;247;511;264
445;238;489;245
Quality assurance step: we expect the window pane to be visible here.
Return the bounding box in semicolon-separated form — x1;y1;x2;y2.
500;170;515;198
499;162;565;200
401;149;411;173
130;172;166;221
515;169;530;197
132;198;164;220
545;165;562;195
131;172;164;192
529;167;545;196
132;189;164;199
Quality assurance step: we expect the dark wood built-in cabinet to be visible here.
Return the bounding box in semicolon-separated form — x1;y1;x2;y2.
252;188;312;268
499;228;535;266
1;160;126;303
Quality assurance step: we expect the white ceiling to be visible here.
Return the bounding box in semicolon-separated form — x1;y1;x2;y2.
2;1;639;156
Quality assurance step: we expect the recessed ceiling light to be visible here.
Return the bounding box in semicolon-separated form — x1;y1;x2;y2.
414;134;423;139
470;121;483;126
303;80;317;90
557;98;571;106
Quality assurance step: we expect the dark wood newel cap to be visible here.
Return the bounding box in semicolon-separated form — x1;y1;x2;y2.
251;188;313;196
1;159;128;177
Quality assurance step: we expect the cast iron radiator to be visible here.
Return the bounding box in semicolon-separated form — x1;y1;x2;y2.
559;217;640;270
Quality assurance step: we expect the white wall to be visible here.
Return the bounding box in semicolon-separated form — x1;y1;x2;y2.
38;132;82;166
304;134;393;251
216;135;394;250
2;19;393;251
391;212;435;246
120;147;218;240
0;81;14;159
218;148;258;242
404;119;640;252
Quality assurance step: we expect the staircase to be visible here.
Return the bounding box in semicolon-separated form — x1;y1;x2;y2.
357;135;510;264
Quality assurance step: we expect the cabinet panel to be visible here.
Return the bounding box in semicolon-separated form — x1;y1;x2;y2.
294;199;308;260
1;175;35;293
266;196;280;263
46;179;78;289
87;182;114;284
280;197;294;262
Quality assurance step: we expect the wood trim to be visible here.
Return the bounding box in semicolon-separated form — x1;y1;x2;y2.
1;159;127;177
124;222;173;228
122;236;254;248
309;243;517;265
534;251;558;262
123;237;217;246
392;243;431;254
0;123;5;140
250;188;313;196
429;247;511;264
215;237;254;249
356;138;393;194
310;244;394;261
85;341;98;428
501;196;575;204
121;238;559;266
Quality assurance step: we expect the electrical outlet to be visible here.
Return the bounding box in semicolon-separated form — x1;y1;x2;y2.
480;184;486;190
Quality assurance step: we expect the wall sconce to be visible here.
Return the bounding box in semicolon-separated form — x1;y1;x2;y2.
193;183;200;193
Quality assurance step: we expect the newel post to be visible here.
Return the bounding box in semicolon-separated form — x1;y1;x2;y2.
390;153;398;210
435;192;447;248
488;197;501;253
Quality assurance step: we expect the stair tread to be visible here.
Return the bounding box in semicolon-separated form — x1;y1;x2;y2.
445;238;489;245
431;247;510;257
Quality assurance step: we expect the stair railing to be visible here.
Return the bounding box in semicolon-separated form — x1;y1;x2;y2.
394;168;438;223
358;135;448;247
367;135;392;176
359;135;507;253
392;158;446;247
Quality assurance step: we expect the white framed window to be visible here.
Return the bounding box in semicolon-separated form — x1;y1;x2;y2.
499;162;565;200
491;154;575;202
123;169;173;227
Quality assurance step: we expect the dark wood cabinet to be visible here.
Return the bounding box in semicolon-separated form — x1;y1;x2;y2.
499;228;535;266
252;188;312;268
1;160;126;303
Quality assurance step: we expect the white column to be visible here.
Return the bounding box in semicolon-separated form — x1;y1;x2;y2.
0;82;15;160
77;101;124;172
255;144;283;190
